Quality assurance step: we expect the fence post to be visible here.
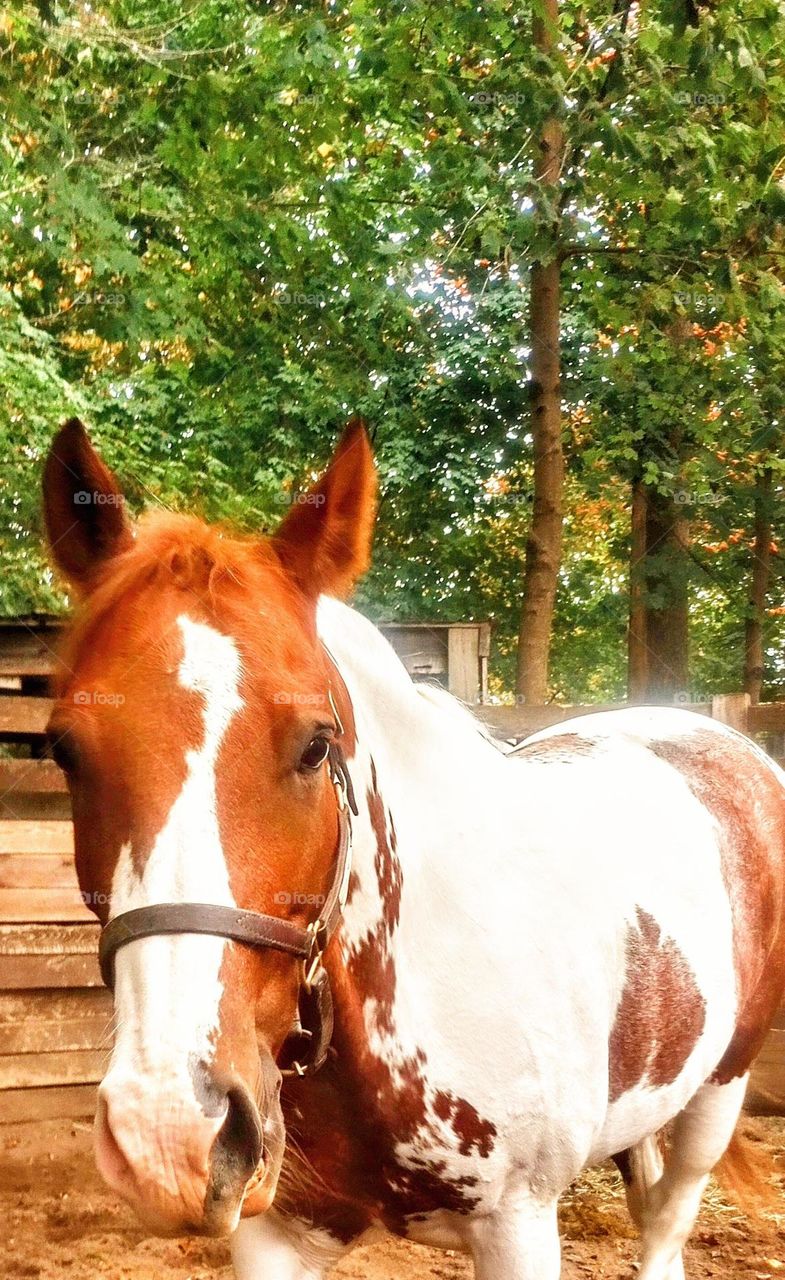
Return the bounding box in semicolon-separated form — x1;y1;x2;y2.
710;693;751;735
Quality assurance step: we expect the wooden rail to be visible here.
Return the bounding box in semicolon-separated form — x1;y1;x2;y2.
473;691;785;743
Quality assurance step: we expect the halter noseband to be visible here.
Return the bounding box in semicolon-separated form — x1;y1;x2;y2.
98;743;356;1077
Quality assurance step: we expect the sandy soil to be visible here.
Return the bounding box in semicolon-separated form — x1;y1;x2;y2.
1;1118;783;1279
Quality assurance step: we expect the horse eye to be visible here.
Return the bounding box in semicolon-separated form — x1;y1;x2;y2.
300;735;331;771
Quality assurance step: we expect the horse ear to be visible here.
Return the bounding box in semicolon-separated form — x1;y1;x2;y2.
272;418;377;600
42;418;133;594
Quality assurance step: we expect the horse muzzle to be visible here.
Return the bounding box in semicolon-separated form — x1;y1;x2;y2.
94;1059;283;1236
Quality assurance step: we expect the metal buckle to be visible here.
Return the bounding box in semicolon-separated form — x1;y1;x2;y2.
282;1027;313;1078
281;1043;312;1078
303;918;325;991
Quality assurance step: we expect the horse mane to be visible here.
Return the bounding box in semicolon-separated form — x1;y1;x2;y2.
415;682;499;748
55;511;294;682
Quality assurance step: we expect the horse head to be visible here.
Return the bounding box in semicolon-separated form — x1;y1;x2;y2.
42;418;376;1235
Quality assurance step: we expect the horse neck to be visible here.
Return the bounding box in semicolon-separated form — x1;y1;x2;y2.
316;598;499;973
317;598;497;855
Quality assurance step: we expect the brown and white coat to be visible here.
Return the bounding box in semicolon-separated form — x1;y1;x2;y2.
41;420;785;1280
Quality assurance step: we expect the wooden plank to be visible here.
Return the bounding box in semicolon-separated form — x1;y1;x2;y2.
711;693;751;733
448;628;479;703
0;888;94;923
0;793;72;824
0;989;107;1021
0;760;68;795
0;923;101;987
0;1047;106;1089
749;702;785;734
0;655;54;678
385;627;448;678
474;702;620;738
0;988;110;1023
0;921;99;954
380;622;487;631
475;701;713;740
0;697;53;738
0;821;73;854
0;853;79;889
0;952;102;988
0;1013;112;1055
0;1083;97;1123
0;985;112;1053
0;634;58;678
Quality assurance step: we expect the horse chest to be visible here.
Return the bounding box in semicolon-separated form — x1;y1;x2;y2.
277;1048;499;1246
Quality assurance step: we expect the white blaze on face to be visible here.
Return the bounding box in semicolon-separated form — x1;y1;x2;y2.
107;615;244;1079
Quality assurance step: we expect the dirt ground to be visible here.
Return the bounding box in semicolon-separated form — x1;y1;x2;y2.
1;1118;783;1280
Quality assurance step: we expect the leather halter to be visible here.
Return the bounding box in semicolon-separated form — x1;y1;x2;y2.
98;742;356;1077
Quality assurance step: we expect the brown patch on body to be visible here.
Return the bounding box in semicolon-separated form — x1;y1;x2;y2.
609;908;706;1103
335;766;402;1038
648;731;785;1083
514;732;602;762
433;1092;497;1158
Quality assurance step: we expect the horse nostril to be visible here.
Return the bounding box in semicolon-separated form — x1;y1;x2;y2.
206;1081;264;1215
224;1084;264;1170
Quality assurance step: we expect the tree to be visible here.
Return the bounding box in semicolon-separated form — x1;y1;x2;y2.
744;465;773;703
2;0;785;707
515;0;565;703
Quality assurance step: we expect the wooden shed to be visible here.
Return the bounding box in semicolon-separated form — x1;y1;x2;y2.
378;621;490;704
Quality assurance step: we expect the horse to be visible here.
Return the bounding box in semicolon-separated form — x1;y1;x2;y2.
42;417;785;1280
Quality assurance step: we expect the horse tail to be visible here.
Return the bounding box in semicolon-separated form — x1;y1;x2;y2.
713;1122;779;1216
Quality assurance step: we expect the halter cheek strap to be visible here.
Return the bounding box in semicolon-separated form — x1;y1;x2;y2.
98;742;355;1077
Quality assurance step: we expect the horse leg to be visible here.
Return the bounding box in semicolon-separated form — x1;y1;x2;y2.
636;1075;748;1280
231;1212;347;1280
469;1197;561;1280
615;1136;684;1280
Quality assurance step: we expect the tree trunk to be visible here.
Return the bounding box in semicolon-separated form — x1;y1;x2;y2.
642;487;690;703
515;0;565;704
744;466;772;703
627;477;649;701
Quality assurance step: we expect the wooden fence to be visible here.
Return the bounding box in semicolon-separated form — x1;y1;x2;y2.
0;620;110;1121
0;620;782;1119
471;691;785;746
